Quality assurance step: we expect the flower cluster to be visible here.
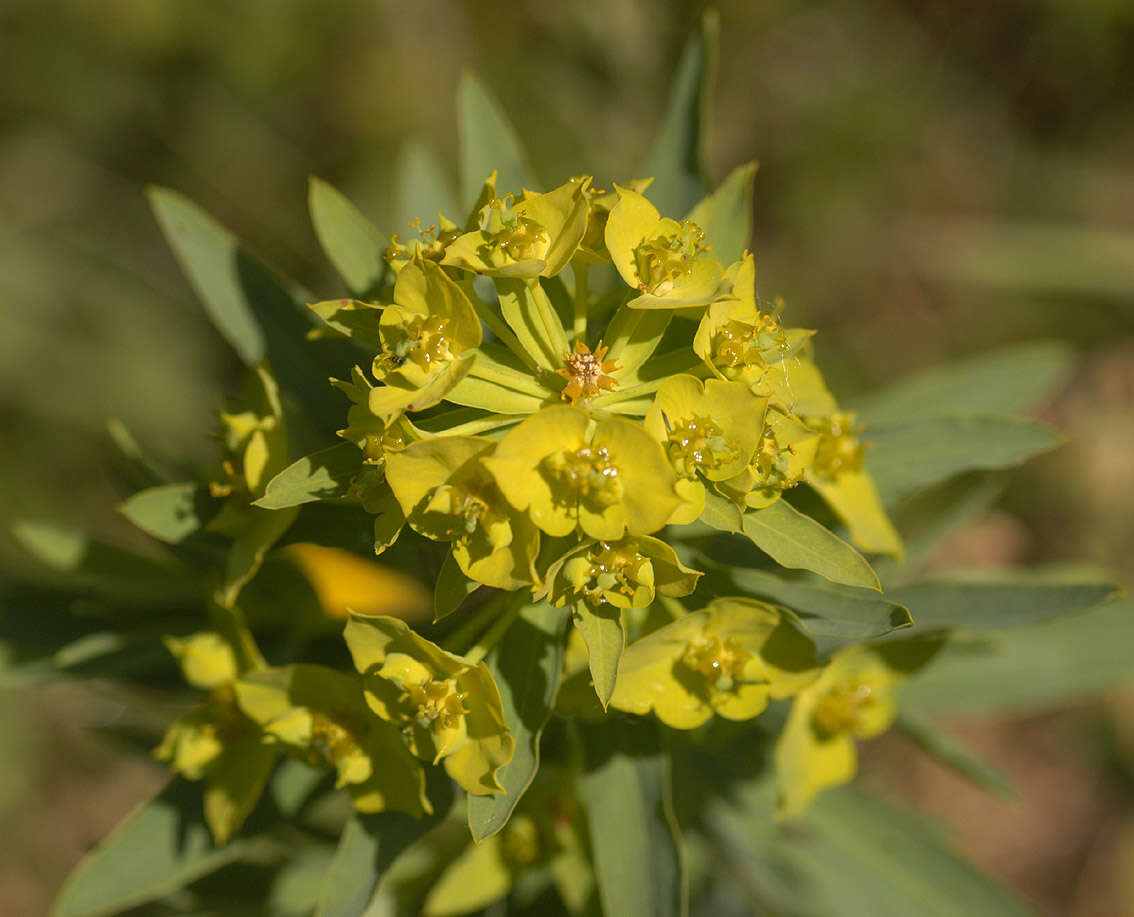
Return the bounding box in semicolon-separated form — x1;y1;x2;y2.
156;170;909;845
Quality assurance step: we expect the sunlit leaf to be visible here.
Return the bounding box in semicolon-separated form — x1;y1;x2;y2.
257;442;361;509
741;501;881;591
309;177;389;298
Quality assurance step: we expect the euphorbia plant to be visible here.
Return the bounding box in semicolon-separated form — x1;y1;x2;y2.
13;13;1127;917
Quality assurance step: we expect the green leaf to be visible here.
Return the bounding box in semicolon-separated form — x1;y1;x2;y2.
149;187;350;427
888;572;1119;631
315;775;454;917
573;602;624;709
10;519;195;600
902;597;1134;716
725;567;911;638
147;186;264;366
897;708;1016;800
685;161;756;266
741;501;881;591
579;720;686;917
222;506;300;607
434;550;478;621
54;779;271;917
866;414;1063;504
257;442;361;510
308;177;389;298
458;73;536;209
706;778;1031;917
395;140;460;230
119;482;218;544
854;341;1076;427
468;603;568;841
642;10;718;218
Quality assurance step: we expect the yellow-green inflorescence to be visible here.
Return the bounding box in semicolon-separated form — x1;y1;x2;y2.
232;168;912;824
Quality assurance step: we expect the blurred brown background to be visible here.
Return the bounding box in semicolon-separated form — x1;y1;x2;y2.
1;0;1132;913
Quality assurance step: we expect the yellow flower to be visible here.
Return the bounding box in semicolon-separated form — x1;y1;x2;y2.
717;407;820;509
604;184;725;309
385;436;539;590
803;413;903;558
234;663;431;816
540;535;701;610
155;632;277;844
774;644;904;817
442;175;590;278
482;405;682;540
609;598;819;729
344;615;514;796
368;257;482;421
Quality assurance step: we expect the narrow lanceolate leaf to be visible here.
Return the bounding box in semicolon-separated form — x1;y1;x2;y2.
866;414;1063;505
685;161;757;266
902;597;1134;716
573;602;624;709
887;573;1120;632
726;567;911;638
898;708;1016;800
119;482;218;544
148;187;350;427
54;779;270;917
706;778;1031;917
741;501;881;591
468;603;569;841
308;177;389;297
458;73;536;210
395;139;461;230
315;777;454;917
257;442;361;509
642;9;718;218
854;341;1076;428
579;720;687;917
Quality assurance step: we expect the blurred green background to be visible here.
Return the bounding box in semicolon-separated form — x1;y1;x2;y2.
1;0;1132;913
